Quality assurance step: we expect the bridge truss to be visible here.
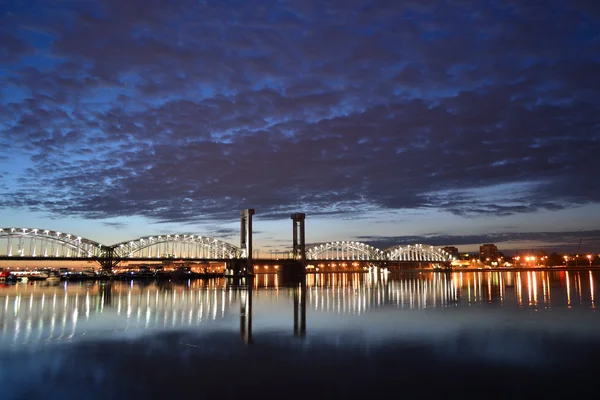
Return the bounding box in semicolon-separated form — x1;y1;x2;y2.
306;241;451;263
111;234;242;259
0;228;103;258
0;228;242;261
306;241;385;261
1;227;451;265
386;244;451;262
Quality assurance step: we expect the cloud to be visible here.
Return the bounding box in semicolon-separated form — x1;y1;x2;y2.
102;222;128;229
355;230;600;252
0;30;33;62
0;0;599;231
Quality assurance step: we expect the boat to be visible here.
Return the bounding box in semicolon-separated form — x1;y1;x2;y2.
116;266;155;280
46;271;61;284
138;266;155;278
96;269;114;280
154;267;172;279
0;270;18;283
170;267;193;280
81;267;96;277
28;269;50;281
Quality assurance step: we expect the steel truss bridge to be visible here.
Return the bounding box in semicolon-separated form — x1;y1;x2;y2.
305;241;451;263
0;227;451;267
0;228;244;269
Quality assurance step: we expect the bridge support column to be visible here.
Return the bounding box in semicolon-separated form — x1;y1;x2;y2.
94;246;122;272
225;259;246;277
240;209;255;276
291;213;306;264
282;213;306;278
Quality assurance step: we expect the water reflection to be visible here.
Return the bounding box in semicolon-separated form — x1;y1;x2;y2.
239;279;252;344
293;278;306;336
236;276;306;343
0;270;598;349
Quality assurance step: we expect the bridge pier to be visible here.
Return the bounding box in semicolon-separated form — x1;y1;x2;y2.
225;259;252;277
224;209;255;277
291;213;306;265
274;213;307;280
94;246;122;272
240;208;255;276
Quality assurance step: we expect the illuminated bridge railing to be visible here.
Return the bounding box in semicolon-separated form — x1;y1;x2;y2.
386;244;452;262
0;228;243;260
1;226;450;263
111;235;242;259
306;241;385;261
307;242;452;262
0;228;103;258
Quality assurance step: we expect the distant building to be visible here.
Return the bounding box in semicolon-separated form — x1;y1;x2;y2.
480;244;499;263
442;246;459;259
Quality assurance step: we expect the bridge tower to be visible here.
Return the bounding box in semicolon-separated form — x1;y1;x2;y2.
291;213;306;263
237;208;255;275
240;209;255;259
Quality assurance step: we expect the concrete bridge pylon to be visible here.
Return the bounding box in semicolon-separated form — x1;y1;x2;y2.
240;209;255;260
291;213;306;263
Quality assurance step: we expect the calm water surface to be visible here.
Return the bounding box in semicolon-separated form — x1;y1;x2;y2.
1;270;600;399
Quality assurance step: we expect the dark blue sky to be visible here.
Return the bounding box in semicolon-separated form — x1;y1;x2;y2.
1;0;599;254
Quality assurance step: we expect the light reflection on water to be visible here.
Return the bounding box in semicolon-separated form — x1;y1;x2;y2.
2;270;600;399
0;270;598;350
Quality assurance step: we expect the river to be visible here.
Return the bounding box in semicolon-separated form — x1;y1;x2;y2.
1;270;599;399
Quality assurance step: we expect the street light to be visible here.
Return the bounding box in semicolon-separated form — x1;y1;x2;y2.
588;254;592;267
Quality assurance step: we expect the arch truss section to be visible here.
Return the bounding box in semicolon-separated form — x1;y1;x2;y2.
386;244;452;262
0;228;103;258
111;234;243;259
306;241;385;261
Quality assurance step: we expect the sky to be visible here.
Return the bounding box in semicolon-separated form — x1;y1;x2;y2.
1;0;600;255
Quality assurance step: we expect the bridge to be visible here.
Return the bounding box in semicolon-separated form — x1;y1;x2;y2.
0;210;452;272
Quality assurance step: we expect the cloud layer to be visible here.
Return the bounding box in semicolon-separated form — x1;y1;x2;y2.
1;1;599;240
357;229;600;253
